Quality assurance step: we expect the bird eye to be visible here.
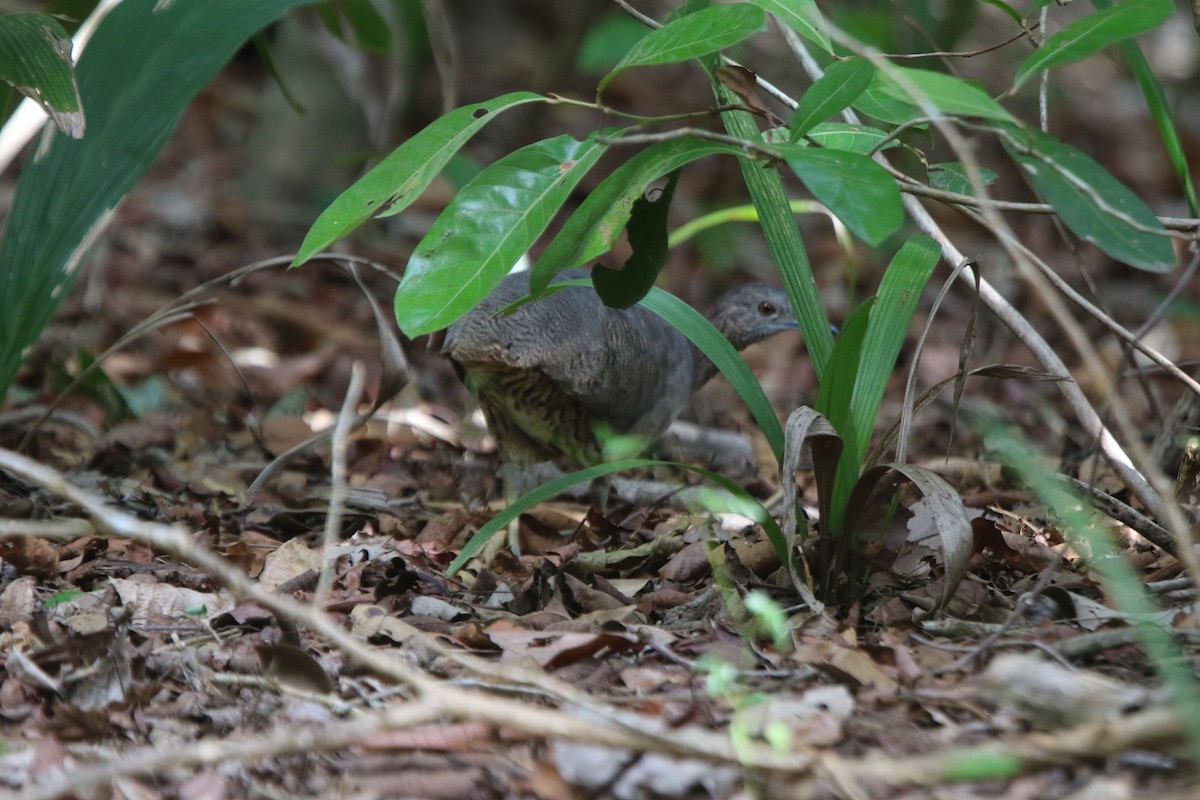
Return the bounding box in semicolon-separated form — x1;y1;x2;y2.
758;301;776;316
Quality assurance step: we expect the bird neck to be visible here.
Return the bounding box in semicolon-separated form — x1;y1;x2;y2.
690;345;720;391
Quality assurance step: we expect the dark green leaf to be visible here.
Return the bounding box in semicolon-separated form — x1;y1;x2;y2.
928;162;999;195
598;4;765;95
782;147;904;246
801;122;894;155
531;136;744;291
790;59;875;140
394;134;609;336
744;0;830;51
852;82;923;126
1001;126;1175;271
1014;0;1172;90
0;13;82;136
594;171;680;309
294;91;545;265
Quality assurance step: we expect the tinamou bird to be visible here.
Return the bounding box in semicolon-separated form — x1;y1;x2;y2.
443;269;798;503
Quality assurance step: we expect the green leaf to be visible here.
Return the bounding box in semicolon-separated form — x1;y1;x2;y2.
1001;126;1175;272
744;0;830;52
594;170;680;309
814;298;873;534
1013;0;1172;90
294;91;544;265
928;162;999;195
598;4;765;95
1094;0;1196;216
799;122;894;155
576;13;650;73
318;0;391;54
0;13;82;137
718;94;835;376
781;147;904;246
531;136;744;291
394;133;609;336
876;67;1014;123
853;81;923;126
446;458;785;575
850;235;940;465
789;59;875;140
976;0;1022;23
0;0;315;399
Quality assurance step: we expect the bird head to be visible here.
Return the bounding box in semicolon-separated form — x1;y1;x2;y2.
706;283;799;350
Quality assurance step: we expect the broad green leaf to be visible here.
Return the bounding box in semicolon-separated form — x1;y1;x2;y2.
531;136;743;291
0;13;82;136
1001;126;1175;271
876;67;1014;123
928;162;999;195
796;122;894;155
394;134;608;336
294;91;544;264
744;0;830;52
598;4;765;95
807;123;894;154
0;0;315;399
1013;0;1172;90
852;81;923;126
446;458;784;575
850;235;940;464
593;170;680;309
782;147;904;246
789;59;875;140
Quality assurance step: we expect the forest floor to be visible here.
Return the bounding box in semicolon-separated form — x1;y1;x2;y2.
4;8;1200;800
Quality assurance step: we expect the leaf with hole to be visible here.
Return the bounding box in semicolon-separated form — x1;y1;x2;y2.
594;171;680;309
